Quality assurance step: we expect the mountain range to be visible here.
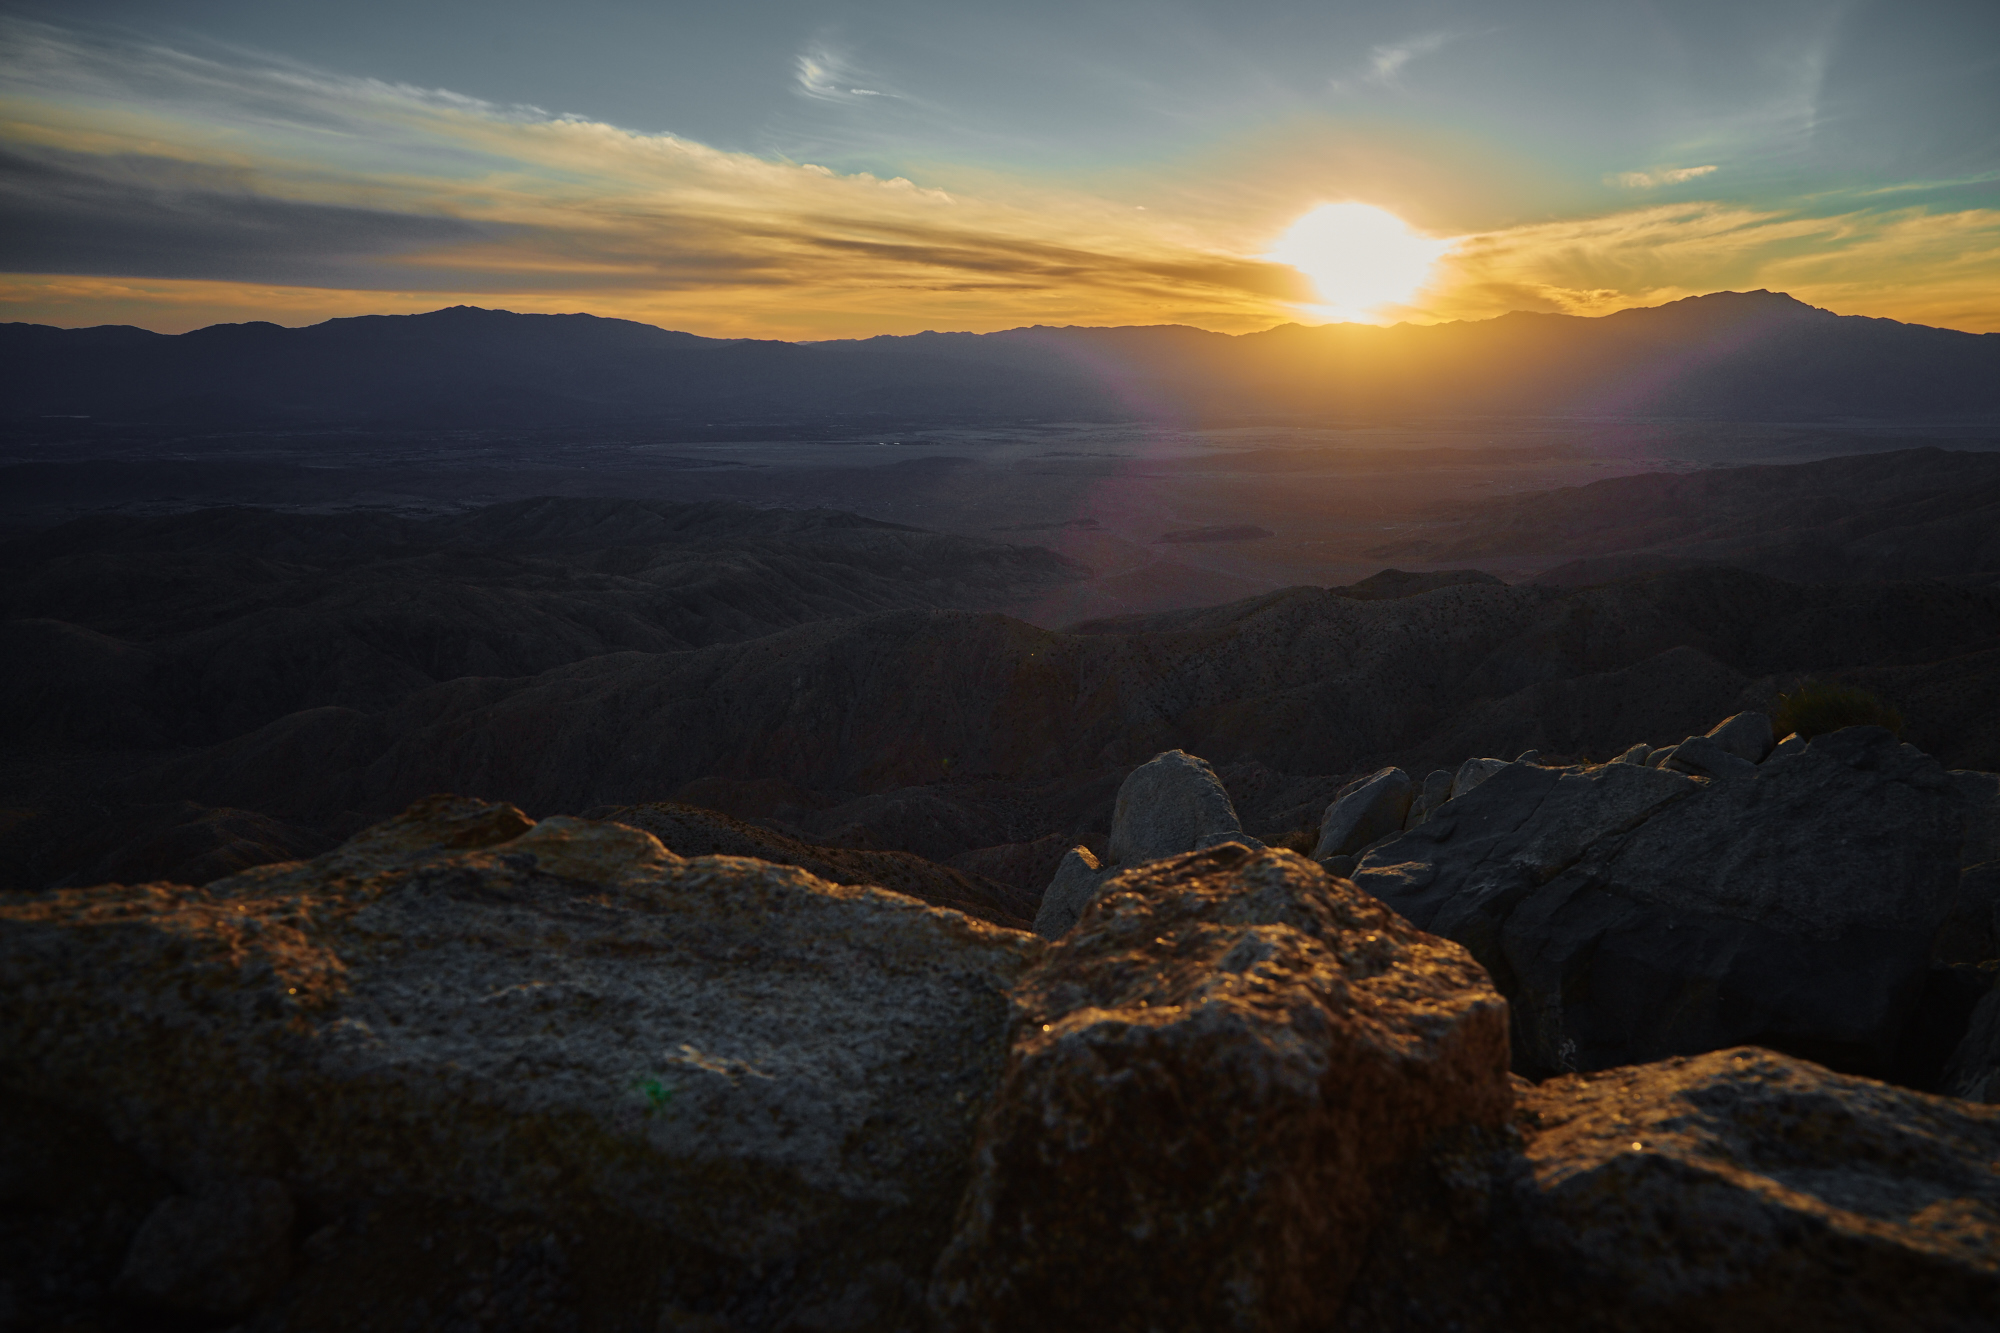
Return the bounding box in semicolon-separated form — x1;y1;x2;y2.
7;290;1997;429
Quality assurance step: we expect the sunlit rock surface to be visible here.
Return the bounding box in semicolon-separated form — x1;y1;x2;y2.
1341;1048;2000;1332
0;795;1039;1331
937;843;1512;1331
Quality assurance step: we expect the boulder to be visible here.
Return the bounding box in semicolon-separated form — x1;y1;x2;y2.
1703;710;1776;763
1449;756;1510;800
1661;732;1759;780
1106;750;1249;865
931;844;1512;1332
1355;727;1969;1076
116;1179;295;1318
1032;846;1106;940
1035;751;1262;939
1516;1050;2000;1325
1340;1048;2000;1330
1311;767;1414;862
0;796;1040;1332
1405;768;1455;828
1611;743;1651;765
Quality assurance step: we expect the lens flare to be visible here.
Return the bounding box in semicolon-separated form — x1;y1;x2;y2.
1266;202;1455;322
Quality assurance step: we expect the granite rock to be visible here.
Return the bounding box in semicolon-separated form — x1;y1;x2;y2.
1107;750;1250;866
1703;710;1776;763
1312;767;1415;862
1032;846;1106;940
1660;733;1760;780
0;795;1040;1331
1035;750;1262;939
1356;727;1969;1076
934;844;1512;1332
1340;1048;2000;1331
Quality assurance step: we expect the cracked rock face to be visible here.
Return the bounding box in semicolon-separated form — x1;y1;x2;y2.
1356;727;1971;1076
1339;1047;2000;1333
933;844;1512;1333
0;795;1040;1331
1516;1049;2000;1318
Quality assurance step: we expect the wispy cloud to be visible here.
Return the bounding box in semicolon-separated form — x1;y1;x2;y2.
1367;31;1456;85
793;44;903;103
1609;164;1720;189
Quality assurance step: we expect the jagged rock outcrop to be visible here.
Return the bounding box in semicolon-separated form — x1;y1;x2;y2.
6;789;1997;1330
1340;1048;2000;1331
1355;727;1973;1076
1405;767;1454;827
0;796;1039;1332
1311;767;1414;862
1702;709;1776;763
1449;756;1510;800
934;844;1512;1332
1033;751;1259;938
1660;732;1760;779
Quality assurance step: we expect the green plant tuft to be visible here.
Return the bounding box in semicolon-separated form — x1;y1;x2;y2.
1772;679;1904;741
635;1076;677;1113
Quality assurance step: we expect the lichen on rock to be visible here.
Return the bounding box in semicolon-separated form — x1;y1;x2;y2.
0;795;1041;1330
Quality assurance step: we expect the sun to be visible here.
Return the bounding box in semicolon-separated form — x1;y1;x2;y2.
1266;202;1455;322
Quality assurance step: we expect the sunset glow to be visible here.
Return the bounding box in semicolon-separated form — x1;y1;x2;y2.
1266;204;1456;322
0;3;1995;334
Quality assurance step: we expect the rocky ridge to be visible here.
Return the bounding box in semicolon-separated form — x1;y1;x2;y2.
4;790;1997;1330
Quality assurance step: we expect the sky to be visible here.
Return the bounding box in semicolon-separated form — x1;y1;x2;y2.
1;0;1996;337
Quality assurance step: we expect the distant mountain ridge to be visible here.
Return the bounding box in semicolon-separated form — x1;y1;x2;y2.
5;290;1996;428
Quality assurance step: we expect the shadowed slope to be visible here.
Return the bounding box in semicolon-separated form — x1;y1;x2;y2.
0;498;1086;744
152;569;2000;827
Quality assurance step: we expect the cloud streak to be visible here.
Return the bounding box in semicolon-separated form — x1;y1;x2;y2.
0;18;1310;334
793;44;904;103
1610;165;1720;189
1367;32;1456;85
1392;200;2000;333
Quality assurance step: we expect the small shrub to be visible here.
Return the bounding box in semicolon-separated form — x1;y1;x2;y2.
1772;679;1904;740
1277;826;1321;856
